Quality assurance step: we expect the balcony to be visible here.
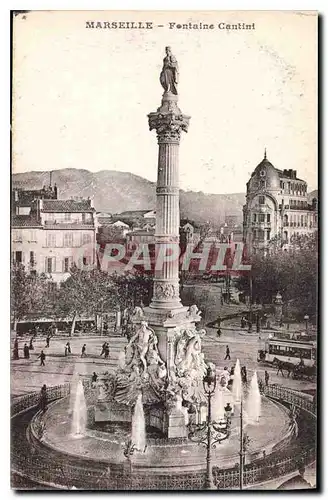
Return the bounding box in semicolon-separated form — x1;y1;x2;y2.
251;221;271;227
283;222;289;227
44;220;93;226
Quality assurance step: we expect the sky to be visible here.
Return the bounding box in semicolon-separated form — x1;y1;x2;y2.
12;10;317;194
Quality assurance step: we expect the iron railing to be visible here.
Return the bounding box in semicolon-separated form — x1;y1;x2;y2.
11;383;316;490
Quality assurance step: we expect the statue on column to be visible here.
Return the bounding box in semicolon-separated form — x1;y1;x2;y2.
160;46;179;95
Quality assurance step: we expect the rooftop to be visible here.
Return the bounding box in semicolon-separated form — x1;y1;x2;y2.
42;199;94;213
11;215;42;228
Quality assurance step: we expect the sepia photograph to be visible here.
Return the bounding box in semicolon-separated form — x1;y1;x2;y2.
10;10;318;491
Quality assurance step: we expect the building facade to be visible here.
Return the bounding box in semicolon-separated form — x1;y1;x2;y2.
243;152;318;254
12;188;96;283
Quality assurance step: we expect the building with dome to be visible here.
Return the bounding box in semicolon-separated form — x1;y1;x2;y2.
243;151;318;255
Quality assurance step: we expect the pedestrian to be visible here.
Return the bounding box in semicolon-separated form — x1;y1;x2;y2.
81;344;87;358
23;343;30;359
256;314;261;334
217;327;221;338
263;314;268;329
92;372;98;383
65;341;71;355
265;370;269;386
241;316;246;329
40;384;47;413
104;343;110;359
13;346;19;360
38;350;46;366
14;337;18;351
224;345;231;360
100;342;106;357
217;315;221;328
29;337;34;350
248;320;252;333
46;334;51;348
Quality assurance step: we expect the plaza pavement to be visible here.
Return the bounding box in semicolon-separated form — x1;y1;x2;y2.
11;326;316;397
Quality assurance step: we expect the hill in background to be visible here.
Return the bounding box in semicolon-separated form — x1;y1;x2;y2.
12;169;246;225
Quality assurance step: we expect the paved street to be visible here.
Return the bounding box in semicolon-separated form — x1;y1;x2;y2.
11;326;315;397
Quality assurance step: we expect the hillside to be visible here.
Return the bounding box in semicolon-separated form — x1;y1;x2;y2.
12;169;246;225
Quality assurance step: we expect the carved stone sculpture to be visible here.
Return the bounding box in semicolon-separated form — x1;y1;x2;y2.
132;306;144;320
160;46;179;95
188;304;202;318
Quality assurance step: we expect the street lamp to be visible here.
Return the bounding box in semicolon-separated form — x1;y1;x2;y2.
188;363;230;490
304;315;309;335
239;400;244;490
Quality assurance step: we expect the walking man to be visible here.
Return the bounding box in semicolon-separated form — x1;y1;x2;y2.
65;341;71;356
46;334;51;348
104;343;110;359
81;344;87;358
39;350;46;366
224;345;231;360
256;314;261;334
100;342;106;357
40;384;47;413
23;343;30;359
217;327;221;338
265;370;270;386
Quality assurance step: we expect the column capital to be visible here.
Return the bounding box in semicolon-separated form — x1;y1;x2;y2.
148;93;190;143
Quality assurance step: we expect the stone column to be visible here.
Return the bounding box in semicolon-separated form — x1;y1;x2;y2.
148;92;190;311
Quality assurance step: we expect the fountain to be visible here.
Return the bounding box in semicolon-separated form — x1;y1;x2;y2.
71;380;87;438
232;359;243;404
131;393;146;452
24;49;295;487
69;368;80;415
245;371;261;425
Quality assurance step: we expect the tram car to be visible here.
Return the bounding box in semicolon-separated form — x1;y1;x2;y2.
258;335;316;368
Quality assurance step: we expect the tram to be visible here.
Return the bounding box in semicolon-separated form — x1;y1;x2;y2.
258;334;316;368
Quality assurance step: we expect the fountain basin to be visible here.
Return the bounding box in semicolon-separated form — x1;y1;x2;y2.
30;395;293;473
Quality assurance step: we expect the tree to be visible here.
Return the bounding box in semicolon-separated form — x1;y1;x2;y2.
235;232;318;318
11;264;32;330
11;263;54;331
55;266;119;335
111;271;153;311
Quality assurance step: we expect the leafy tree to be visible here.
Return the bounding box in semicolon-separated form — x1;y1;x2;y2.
11;264;54;330
55;266;118;335
235;232;318;319
111;271;153;311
